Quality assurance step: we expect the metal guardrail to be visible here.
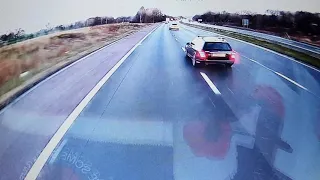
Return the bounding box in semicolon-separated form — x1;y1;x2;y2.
182;22;320;60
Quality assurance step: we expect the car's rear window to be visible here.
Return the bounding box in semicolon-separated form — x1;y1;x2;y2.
172;24;177;25
203;42;232;51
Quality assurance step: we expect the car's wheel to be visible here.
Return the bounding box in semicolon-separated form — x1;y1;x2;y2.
192;56;200;67
185;51;189;58
225;63;233;68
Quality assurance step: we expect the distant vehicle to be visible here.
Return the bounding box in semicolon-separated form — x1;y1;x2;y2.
165;17;170;24
169;23;179;30
185;36;235;67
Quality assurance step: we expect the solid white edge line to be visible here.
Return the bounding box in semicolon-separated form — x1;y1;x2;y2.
24;25;160;180
183;23;320;73
200;72;221;95
181;47;186;52
242;55;308;91
48;139;67;165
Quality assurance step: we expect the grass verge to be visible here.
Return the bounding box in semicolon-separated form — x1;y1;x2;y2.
0;23;151;99
182;22;320;69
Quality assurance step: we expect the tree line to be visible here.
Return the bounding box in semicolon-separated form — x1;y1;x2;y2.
0;7;167;46
193;10;320;36
0;28;34;46
131;6;167;23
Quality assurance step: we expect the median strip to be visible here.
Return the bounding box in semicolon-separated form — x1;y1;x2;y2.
182;22;320;69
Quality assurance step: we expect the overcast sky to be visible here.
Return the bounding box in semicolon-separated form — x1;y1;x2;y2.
1;0;319;34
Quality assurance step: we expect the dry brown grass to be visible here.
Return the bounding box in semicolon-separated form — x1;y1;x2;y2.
0;23;150;96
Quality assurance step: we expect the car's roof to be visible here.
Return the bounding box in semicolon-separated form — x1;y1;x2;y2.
199;36;227;43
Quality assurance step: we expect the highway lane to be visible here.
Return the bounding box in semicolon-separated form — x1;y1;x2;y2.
0;25;158;180
173;24;320;179
187;21;320;54
179;23;320;97
36;23;320;180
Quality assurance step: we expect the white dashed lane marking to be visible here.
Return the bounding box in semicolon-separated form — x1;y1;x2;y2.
200;72;221;95
274;72;308;90
242;55;308;91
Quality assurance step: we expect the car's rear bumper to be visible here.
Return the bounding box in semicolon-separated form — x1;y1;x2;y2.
196;59;234;64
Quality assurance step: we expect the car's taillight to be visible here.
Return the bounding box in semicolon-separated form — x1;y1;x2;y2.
195;50;207;60
229;53;236;61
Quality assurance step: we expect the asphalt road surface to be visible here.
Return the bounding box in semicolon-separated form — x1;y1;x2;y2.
1;23;320;180
187;21;320;55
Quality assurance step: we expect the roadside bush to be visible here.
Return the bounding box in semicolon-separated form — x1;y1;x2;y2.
108;25;121;32
0;60;19;86
53;33;86;40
